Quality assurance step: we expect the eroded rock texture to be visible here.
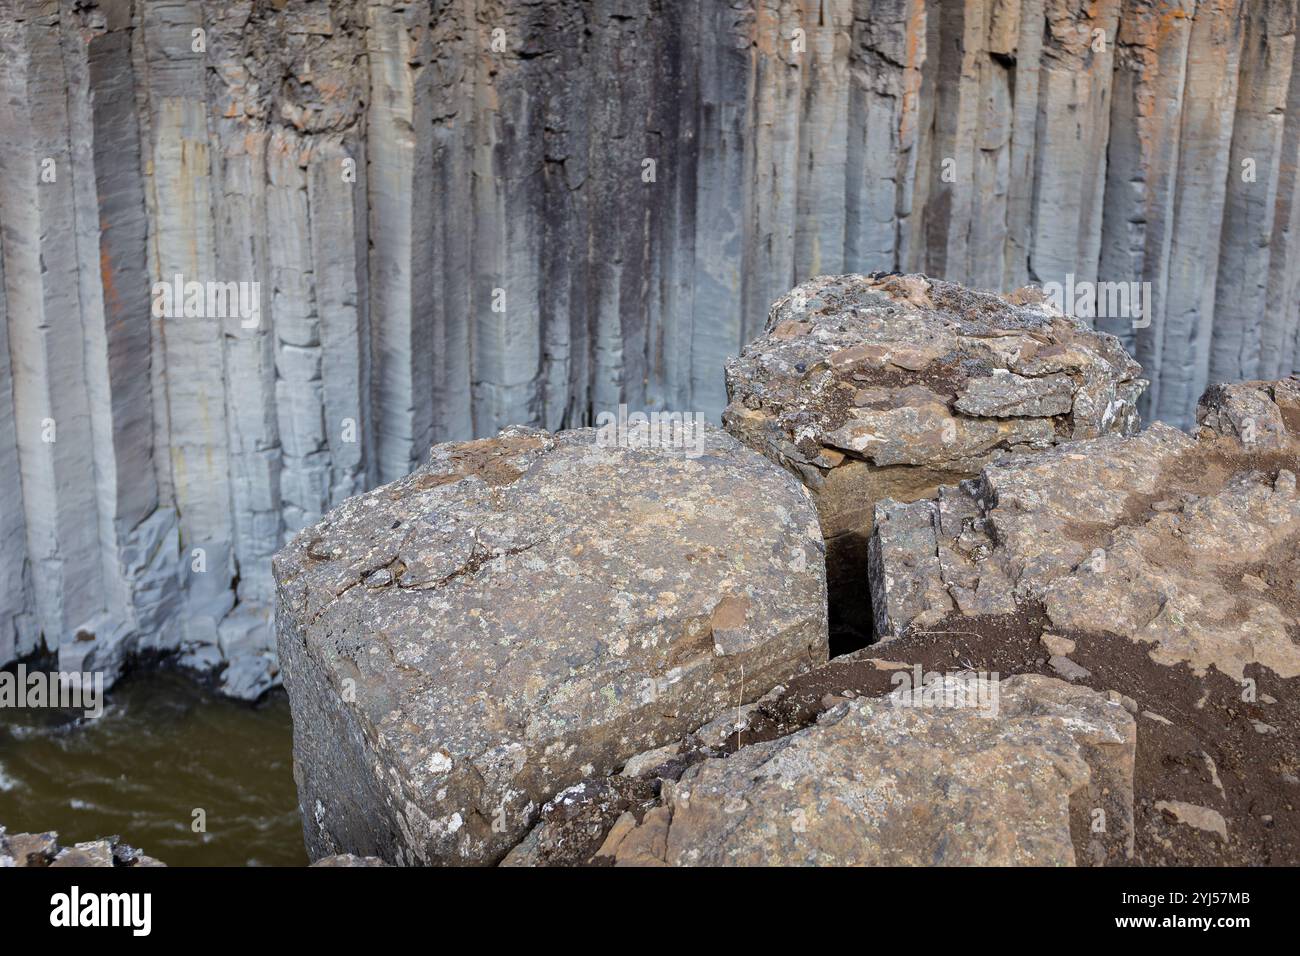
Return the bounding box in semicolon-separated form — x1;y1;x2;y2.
605;675;1135;866
2;0;1299;690
273;423;828;865
870;378;1300;682
723;273;1144;645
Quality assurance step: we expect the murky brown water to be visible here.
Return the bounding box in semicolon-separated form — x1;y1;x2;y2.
0;668;306;866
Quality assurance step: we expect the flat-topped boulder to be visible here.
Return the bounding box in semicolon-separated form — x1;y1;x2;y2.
723;273;1145;645
274;423;828;865
870;378;1300;684
604;674;1135;866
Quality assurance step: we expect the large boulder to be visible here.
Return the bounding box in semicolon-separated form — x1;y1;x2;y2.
859;378;1300;865
274;423;828;865
607;674;1135;866
723;273;1145;644
870;377;1300;685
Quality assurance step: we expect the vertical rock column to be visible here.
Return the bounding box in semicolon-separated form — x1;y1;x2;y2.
58;0;181;665
202;0;282;629
428;0;475;439
1026;0;1121;288
139;0;236;638
1264;31;1300;380
689;0;754;416
1210;0;1299;382
582;0;639;418
0;3;109;653
844;0;927;276
0;215;36;664
923;0;984;283
1149;0;1246;427
365;0;438;482
1097;0;1196;358
1002;0;1045;289
643;5;699;417
310;130;373;511
268;134;326;538
471;0;547;431
794;0;853;281
740;0;805;348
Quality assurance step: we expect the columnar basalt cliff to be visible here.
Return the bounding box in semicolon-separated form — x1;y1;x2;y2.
3;0;1300;692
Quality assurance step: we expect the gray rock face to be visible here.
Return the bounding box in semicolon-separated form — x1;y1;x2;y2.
608;674;1135;866
1;0;1297;687
723;273;1144;643
274;423;828;865
870;377;1300;685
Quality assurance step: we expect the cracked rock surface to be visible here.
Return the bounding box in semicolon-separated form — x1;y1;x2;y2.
723;272;1145;645
274;423;828;865
870;378;1300;685
606;674;1134;867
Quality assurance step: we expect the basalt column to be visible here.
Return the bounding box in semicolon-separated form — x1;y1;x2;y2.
3;0;1300;686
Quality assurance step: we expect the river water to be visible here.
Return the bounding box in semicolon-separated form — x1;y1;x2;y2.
0;669;306;866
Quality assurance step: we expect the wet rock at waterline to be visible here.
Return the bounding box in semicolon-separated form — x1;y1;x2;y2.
870;377;1300;684
605;675;1135;867
274;423;828;865
723;273;1145;645
0;827;166;867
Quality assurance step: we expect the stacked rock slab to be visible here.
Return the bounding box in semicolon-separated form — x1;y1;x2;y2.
723;273;1146;645
870;377;1300;684
274;423;828;865
604;675;1135;866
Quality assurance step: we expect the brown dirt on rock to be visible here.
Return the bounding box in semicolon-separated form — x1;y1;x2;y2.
732;608;1300;867
519;604;1298;867
407;432;545;491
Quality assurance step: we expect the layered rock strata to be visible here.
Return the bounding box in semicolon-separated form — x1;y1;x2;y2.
870;377;1300;673
274;423;828;865
723;272;1144;645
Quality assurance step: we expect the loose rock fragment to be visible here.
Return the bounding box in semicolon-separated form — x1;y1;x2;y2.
1155;801;1229;843
0;827;165;867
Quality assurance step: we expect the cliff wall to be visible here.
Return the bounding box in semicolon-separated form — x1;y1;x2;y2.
1;0;1297;688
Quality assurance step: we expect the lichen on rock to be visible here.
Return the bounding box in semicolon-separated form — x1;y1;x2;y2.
723;272;1146;645
614;674;1135;866
274;422;828;865
870;377;1300;685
